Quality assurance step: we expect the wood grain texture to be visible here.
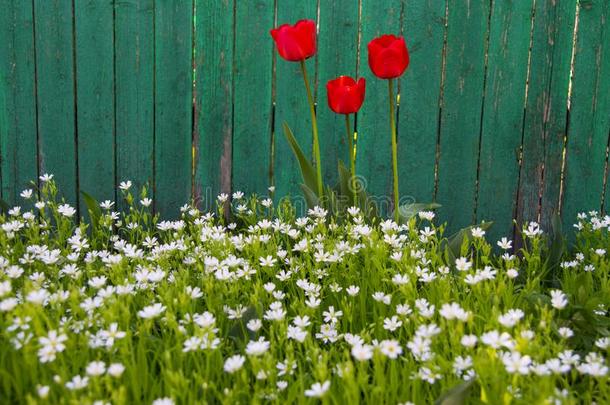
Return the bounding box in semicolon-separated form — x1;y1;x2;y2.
232;0;274;196
75;0;115;207
154;0;193;217
2;0;609;239
563;0;610;228
517;0;575;231
436;0;491;231
398;0;445;206
477;0;534;242
34;0;77;205
273;1;318;204
0;69;4;199
115;0;155;209
0;0;38;205
356;0;403;215
316;0;359;187
194;0;233;211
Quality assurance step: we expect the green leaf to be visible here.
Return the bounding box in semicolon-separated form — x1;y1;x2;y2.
398;202;441;222
282;122;319;196
358;187;378;219
435;380;475;405
336;161;379;218
0;198;9;214
228;306;258;347
300;184;320;210
80;191;102;230
337;160;351;198
325;186;338;216
443;222;494;262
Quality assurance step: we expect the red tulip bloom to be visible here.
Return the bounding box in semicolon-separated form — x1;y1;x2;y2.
326;76;366;115
270;19;317;62
367;35;409;79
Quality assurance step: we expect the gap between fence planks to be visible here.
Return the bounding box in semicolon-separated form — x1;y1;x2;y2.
0;0;609;238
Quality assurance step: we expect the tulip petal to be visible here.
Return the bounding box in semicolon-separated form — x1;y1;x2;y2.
367;34;409;79
271;19;317;61
326;75;366;114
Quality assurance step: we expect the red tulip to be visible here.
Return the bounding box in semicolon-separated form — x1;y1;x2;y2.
326;76;366;115
367;35;409;79
270;19;317;62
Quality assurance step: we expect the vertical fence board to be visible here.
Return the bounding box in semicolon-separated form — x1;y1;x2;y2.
273;1;318;204
357;0;403;214
154;0;193;216
194;0;233;210
436;0;491;231
316;0;359;187
518;0;575;231
1;0;609;236
540;2;577;230
75;0;115;206
34;0;77;205
0;68;4;198
232;0;274;196
477;0;533;242
398;0;446;206
605;128;610;214
115;0;154;208
0;0;37;205
563;0;610;229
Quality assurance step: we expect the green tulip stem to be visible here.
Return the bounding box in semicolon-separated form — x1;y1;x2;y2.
300;60;323;198
345;114;356;205
388;78;399;223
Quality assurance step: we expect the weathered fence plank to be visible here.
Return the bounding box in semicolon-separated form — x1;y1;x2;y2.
194;0;233;210
2;0;610;239
517;0;575;232
357;0;403;214
436;0;491;230
33;0;77;205
115;0;155;207
477;0;534;242
316;0;359;188
75;0;115;207
398;0;446;206
563;0;610;229
232;0;274;196
154;0;193;216
273;1;318;204
605;129;610;214
0;0;38;205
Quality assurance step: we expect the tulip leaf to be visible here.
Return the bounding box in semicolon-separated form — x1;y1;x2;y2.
442;221;494;263
435;380;475;405
337;161;379;217
325;185;344;217
358;187;378;219
0;198;9;214
398;202;441;222
282;122;319;197
300;184;320;210
337;160;351;198
80;190;102;231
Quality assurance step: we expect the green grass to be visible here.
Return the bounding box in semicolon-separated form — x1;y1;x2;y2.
0;176;608;404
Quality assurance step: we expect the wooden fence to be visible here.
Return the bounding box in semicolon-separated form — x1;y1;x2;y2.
1;0;609;240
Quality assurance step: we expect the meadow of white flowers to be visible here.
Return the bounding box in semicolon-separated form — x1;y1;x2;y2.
0;175;609;404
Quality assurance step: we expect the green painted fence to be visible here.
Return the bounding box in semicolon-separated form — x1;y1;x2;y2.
1;0;609;240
